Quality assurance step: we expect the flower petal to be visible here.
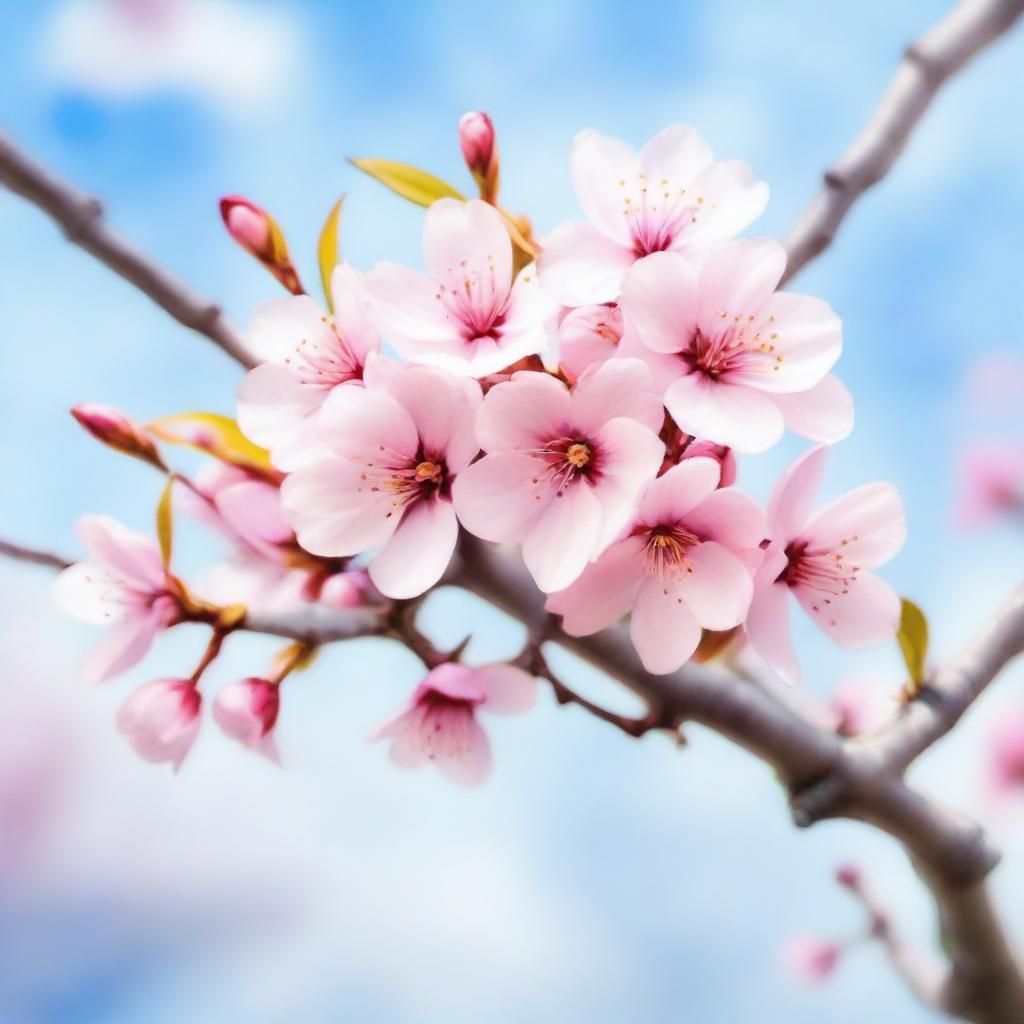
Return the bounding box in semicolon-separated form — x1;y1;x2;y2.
523;481;603;592
663;374;784;453
369;497;458;599
771;374;853;443
475;371;572;452
81;612;162;684
75;515;165;592
675;540;753;630
795;570;902;648
475;665;538;715
803;482;907;569
248;296;335;363
629;576;702;674
620;250;698;355
766;444;829;541
639;123;713;184
570;129;640;245
572;356;664;435
317;380;418;461
538;220;635;306
637;458;721;524
452;452;553;542
682;487;767;550
423;198;512;292
744;578;801;685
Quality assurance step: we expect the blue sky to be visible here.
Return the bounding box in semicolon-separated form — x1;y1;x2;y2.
2;2;1024;1022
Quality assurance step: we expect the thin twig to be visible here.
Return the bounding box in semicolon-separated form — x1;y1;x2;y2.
782;0;1024;285
0;131;255;369
0;538;71;571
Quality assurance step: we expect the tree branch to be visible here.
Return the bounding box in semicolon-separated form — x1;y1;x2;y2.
0;537;71;572
0;131;255;369
781;0;1024;285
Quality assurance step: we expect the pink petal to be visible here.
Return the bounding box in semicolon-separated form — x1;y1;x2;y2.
663;374;785;453
592;417;665;549
366;262;464;355
803;482;907;569
795;570;902;648
423;198;512;293
538;220;636;306
523;481;603;592
317;380;419;461
546;535;646;635
214;480;293;557
81;612;162;684
683;160;769;248
76;515;164;592
766;445;829;541
423;663;488;703
675;540;753;630
436;714;492;786
452;452;553;542
570;129;639;245
620;250;698;354
695;237;786;327
280;456;399;557
744;578;801;685
681;488;767;550
638;458;721;524
54;561;128;625
248;296;336;363
329;262;380;364
638;123;713;184
558;304;624;382
629;576;702;674
475;371;572;453
732;291;842;394
571;356;664;435
475;665;538;715
363;357;481;471
368;497;459;599
771;374;853;443
237;361;326;468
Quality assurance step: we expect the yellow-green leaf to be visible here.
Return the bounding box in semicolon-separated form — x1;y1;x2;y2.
348;158;465;208
148;413;273;474
318;195;345;312
897;597;929;685
156;476;174;570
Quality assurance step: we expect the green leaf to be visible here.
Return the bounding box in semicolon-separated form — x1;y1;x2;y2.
318;196;345;312
348;158;465;207
156;476;174;571
897;597;929;685
148;412;273;474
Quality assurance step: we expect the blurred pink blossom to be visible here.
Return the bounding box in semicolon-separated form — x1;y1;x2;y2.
781;935;842;984
989;707;1024;793
116;677;201;771
952;443;1024;530
213;677;280;761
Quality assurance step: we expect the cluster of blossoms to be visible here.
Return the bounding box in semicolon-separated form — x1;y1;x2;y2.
55;114;908;783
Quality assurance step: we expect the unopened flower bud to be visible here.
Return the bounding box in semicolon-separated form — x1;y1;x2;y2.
219;195;303;295
781;935;842;984
116;678;201;772
72;402;166;470
458;111;499;202
835;864;862;891
213;677;280;760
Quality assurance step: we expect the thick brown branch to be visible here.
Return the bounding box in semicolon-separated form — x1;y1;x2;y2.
782;0;1024;284
0;131;255;369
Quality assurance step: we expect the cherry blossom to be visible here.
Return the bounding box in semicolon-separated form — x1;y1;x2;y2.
538;124;768;306
213;677;280;761
453;358;665;592
546;457;764;673
618;239;846;452
952;443;1024;530
781;935;842;985
281;355;481;599
237;263;379;470
367;199;556;377
116;678;201;772
557;303;623;382
745;445;907;685
989;707;1024;794
369;662;537;786
53;515;179;683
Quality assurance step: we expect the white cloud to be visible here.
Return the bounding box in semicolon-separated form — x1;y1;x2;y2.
40;0;304;116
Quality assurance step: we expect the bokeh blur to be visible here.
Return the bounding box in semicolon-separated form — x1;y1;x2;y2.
2;2;1024;1021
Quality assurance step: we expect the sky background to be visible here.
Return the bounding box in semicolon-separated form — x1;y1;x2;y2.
2;1;1024;1022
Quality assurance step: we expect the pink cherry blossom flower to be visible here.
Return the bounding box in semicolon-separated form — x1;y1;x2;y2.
453;358;665;592
546;458;764;674
367;198;557;377
116;678;201;772
781;935;842;985
618;240;846;452
281;356;481;599
53;515;179;683
952;443;1024;530
213;677;280;761
989;707;1024;793
745;445;907;685
557;303;623;382
237;263;380;469
538;124;768;307
369;662;536;786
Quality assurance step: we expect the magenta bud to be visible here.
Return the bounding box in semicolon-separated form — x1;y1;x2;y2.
116;678;201;773
458;111;499;202
72;402;165;469
213;677;280;760
219;195;303;295
835;864;862;891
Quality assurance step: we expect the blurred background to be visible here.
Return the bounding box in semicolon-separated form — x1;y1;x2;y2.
2;1;1023;1021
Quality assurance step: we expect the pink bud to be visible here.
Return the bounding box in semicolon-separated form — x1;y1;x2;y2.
213;677;280;758
116;678;201;772
458;111;499;201
318;568;374;609
219;195;303;294
682;439;737;488
835;864;862;891
71;402;165;469
781;935;842;984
